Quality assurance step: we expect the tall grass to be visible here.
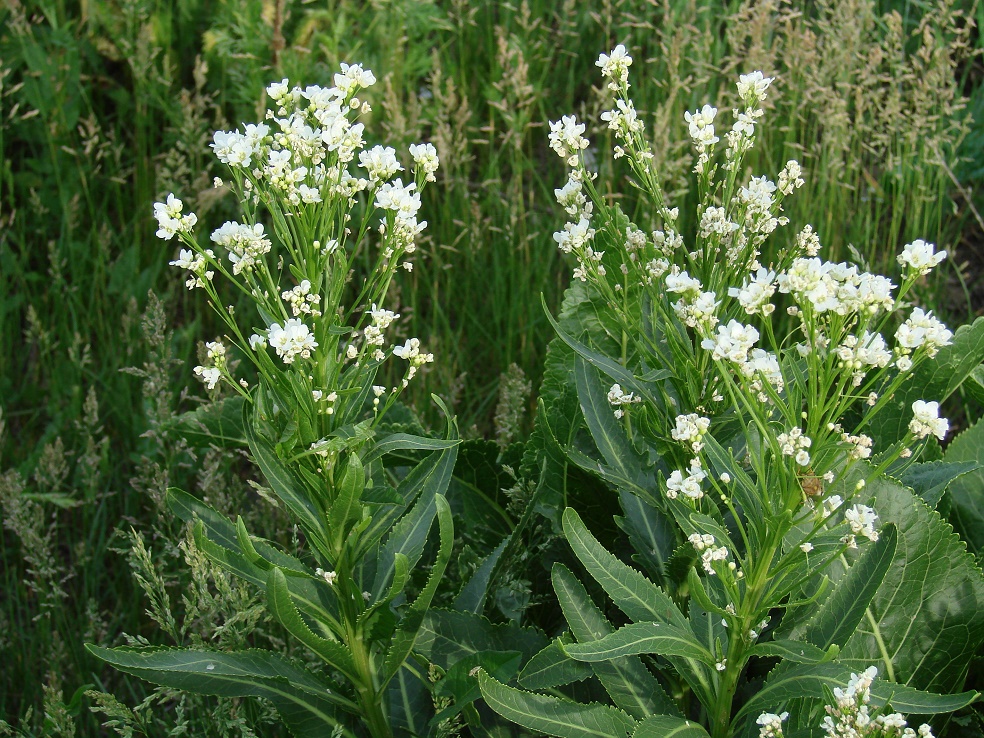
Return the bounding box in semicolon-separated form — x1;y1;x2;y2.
1;0;980;734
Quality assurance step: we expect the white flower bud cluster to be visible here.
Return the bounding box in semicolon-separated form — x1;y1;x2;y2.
408;142;440;182
359;144;403;182
689;532;729;574
281;280;322;318
895;308;952;359
667;458;707;501
796;224;821;256
169;248;215;289
836;331;892;386
672;414;711;453
909;400;948;441
729;267;777;316
777;160;804;195
776;427;812;467
702;320;760;364
685;104;719;174
601;98;644;141
393;338;434;387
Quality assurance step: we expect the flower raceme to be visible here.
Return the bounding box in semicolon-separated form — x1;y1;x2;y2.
155;67;439;412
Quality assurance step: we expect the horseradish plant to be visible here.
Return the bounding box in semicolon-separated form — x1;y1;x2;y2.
87;65;458;738
478;47;979;738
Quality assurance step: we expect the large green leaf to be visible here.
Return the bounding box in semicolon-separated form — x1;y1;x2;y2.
895;460;979;509
562;508;688;629
632;716;711;738
552;563;680;719
793;524;898;650
839;478;984;693
478;670;638;738
563;621;712;663
943;419;984;555
265;568;358;682
85;645;357;737
870;315;984;447
518;638;594;691
166;396;246;448
414;609;546;670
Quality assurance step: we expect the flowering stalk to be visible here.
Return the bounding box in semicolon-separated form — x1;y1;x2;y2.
92;64;457;737
482;45;968;738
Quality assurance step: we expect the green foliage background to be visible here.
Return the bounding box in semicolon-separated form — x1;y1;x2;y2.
1;0;983;735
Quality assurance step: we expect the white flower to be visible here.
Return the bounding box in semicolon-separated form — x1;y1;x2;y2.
393;337;434;366
799;542;813;553
778;160;804;195
730;267;777;315
667;459;707;500
211;221;272;274
194;366;221;389
737;71;774;105
596;45;632;89
408;142;439;182
607;383;641;418
375;178;420;218
684;104;719;148
154;193;198;240
845;504;879;542
268;319;318;364
334;62;376;95
702;320;760;364
672;414;711;452
699;206;739;239
896;308;952;358
898;239;946;276
359;145;403;182
548;115;589;163
909;400;948;440
756;711;788;738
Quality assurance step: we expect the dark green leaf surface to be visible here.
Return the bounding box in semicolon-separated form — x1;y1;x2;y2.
632;715;711;738
564;621;712;663
895;460;978;509
943;419;984;555
840;478;984;693
519;639;594;690
478;670;638;738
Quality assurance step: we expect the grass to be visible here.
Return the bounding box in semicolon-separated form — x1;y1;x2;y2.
1;0;981;734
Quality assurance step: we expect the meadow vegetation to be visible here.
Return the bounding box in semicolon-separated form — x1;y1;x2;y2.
2;0;983;735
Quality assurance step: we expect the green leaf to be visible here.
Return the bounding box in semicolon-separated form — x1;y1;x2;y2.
85;645;357;737
478;670;638;738
895;460;978;508
265;568;358;682
563;621;712;663
562;508;689;629
414;609;546;671
553;563;680;718
745;640;832;664
432;651;524;725
632;716;711;738
454;537;509;614
615;490;677;584
943;419;984;555
839;477;984;693
327;454;364;551
244;413;325;541
362;433;459;464
796;524;898;650
519;639;595;690
166;396;246;448
871;315;984;447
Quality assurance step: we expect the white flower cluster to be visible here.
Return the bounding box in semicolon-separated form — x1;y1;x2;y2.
689;532;729;574
193;340;226;390
666;270;719;329
169;248;215;290
843;503;879;548
685;104;719;174
607;383;641;419
897;239;946;277
725;72;772;169
359;144;403;182
548;115;590;166
777;427;812;467
756;711;788;738
210;221;272;275
836;331;892;386
375;178;426;251
666;458;707;501
777;160;804;196
821;667;934;738
154;194;198;241
268;318;318;364
596;44;632;91
672;413;711;453
909;400;948;441
729;267;777;316
703;319;760;363
392;337;434;387
409;142;440;182
896;308;952;359
361;304;400;361
282;279;322;317
778;258;895;317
